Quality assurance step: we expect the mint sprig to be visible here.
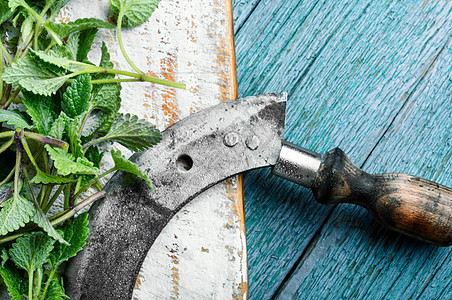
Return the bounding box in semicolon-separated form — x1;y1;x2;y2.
0;0;177;298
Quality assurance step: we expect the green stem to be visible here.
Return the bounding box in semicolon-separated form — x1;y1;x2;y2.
94;181;103;191
0;131;14;139
34;268;42;300
20;135;41;173
78;108;92;137
0;43;13;65
40;0;56;18
24;131;69;150
53;60;184;89
40;184;53;209
71;168;116;202
74;176;82;197
45;40;55;52
43;184;65;213
0;167;15;187
33;22;39;52
13;133;22;199
117;6;143;75
63;184;70;210
41;268;56;300
43;151;49;173
88;78;141;84
21;161;37;204
0;137;14;156
20;28;35;53
71;67;185;89
1;85;10;107
28;268;34;300
0;52;3;98
3;89;20;109
0;229;30;244
50;190;106;224
19;1;63;46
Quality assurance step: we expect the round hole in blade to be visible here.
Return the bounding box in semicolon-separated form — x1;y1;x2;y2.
176;154;193;171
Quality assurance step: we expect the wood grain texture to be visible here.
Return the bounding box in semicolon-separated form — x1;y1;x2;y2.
278;34;452;300
232;0;452;298
312;148;452;246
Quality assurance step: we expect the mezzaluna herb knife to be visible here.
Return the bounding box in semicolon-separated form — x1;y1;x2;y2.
0;0;180;299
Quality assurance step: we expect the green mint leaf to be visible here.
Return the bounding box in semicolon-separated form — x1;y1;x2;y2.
49;212;89;269
77;28;98;62
0;262;27;300
110;0;161;28
9;231;55;274
0;194;35;235
20;13;34;42
48;18;115;39
85;146;103;168
91;42;115;96
1;55;67;96
30;170;75;184
49;112;69;140
80;110;103;137
48;0;70;19
29;49;67;76
96;111;118;134
1;246;9;267
97;113;161;151
64;31;80;61
0;109;32;129
0;1;14;25
8;0;25;11
32;204;68;245
66;114;84;158
111;149;152;189
44;275;68;300
88;81;121;136
62;74;91;118
29;49;87;73
99;41;114;69
22;91;59;135
92;82;121;114
45;145;99;176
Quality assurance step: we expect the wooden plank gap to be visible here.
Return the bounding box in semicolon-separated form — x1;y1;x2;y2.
286;4;358;97
233;0;262;35
271;205;338;300
360;34;451;170
415;253;451;299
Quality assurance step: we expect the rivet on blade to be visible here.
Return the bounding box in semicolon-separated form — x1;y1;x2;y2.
246;135;260;150
223;132;239;147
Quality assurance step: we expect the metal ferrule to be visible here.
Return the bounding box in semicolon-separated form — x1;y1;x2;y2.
272;141;323;188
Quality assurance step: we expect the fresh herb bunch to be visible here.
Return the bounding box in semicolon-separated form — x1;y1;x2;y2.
0;0;182;298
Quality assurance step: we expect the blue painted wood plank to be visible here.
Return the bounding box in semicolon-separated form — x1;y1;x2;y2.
233;0;452;298
232;0;260;34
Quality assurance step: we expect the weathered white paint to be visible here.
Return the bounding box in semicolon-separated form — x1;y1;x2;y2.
58;0;247;299
134;177;247;300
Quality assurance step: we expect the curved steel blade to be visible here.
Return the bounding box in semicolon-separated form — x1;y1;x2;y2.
66;94;286;299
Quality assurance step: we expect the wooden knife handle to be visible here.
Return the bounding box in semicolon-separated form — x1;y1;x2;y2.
311;148;452;246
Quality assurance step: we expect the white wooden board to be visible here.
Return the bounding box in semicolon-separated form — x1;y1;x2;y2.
58;0;247;299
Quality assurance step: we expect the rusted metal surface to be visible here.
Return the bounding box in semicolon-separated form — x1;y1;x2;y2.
57;0;247;299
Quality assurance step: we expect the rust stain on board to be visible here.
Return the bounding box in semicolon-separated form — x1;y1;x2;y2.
160;53;180;126
168;244;180;299
134;269;145;290
143;52;180;127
